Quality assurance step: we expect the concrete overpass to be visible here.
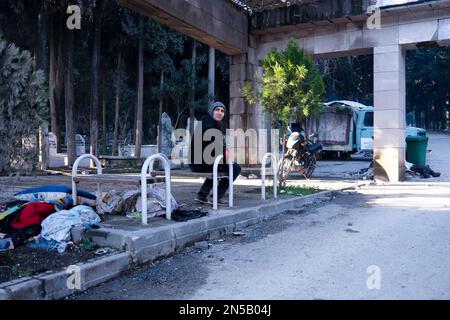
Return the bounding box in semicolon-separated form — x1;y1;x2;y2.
116;0;248;55
116;0;450;182
247;0;450;182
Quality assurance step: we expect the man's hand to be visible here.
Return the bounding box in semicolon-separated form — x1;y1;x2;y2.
225;150;231;160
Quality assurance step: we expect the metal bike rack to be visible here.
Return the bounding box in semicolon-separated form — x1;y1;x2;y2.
212;154;234;210
261;153;278;200
141;154;171;224
72;154;103;205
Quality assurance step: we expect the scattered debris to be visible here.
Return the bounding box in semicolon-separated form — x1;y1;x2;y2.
94;247;113;255
409;164;441;179
352;161;374;180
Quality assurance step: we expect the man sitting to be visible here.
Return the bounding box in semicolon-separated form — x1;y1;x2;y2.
189;102;241;205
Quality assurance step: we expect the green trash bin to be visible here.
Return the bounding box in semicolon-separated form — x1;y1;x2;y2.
406;135;429;166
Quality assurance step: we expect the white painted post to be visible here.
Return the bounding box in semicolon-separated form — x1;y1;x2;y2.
227;152;234;208
72;154;102;205
213;155;224;210
141;153;171;224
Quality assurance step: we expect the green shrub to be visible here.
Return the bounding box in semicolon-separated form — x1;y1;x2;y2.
0;35;48;173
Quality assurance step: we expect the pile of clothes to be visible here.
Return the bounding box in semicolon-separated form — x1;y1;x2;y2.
96;187;179;217
0;186;100;252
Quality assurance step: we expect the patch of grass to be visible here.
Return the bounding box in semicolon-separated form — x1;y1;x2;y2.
126;211;141;220
79;238;97;251
0;265;33;280
267;184;323;196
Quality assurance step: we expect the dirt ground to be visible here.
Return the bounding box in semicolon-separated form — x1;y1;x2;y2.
0;241;106;283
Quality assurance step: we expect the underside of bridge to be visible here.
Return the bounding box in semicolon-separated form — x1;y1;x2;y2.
116;0;248;55
116;0;450;182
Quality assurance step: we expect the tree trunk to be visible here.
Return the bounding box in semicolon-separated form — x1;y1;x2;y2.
37;1;48;78
157;70;165;153
112;36;123;156
134;16;144;159
48;15;61;154
38;121;49;170
102;84;106;151
65;29;76;166
414;105;421;128
90;0;105;157
101;55;107;151
189;40;197;136
54;16;65;153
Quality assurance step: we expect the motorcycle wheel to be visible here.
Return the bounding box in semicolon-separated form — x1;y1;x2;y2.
302;154;317;178
278;157;293;188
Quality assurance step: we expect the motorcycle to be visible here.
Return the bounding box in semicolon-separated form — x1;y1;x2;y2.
278;130;323;187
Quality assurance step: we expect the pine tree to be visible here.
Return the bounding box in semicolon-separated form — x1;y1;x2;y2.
0;36;48;173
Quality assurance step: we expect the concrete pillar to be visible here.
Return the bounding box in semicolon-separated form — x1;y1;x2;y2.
373;45;406;182
230;53;247;164
208;47;215;99
230;45;261;165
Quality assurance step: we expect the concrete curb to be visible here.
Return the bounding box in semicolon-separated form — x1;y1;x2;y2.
0;182;367;300
0;252;133;300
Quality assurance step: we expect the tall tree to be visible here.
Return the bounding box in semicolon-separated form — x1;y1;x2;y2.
65;27;76;165
112;34;124;156
189;40;197;135
134;15;144;158
48;8;66;153
243;40;325;186
0;35;48;173
37;0;48;77
163;55;208;129
89;0;106;157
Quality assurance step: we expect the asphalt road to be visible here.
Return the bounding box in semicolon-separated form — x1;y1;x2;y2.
70;182;450;300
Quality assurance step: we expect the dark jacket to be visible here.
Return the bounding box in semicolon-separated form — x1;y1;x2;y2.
189;114;226;168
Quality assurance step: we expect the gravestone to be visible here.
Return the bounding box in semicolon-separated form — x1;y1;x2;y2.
48;132;65;167
48;132;57;155
171;117;200;166
48;132;89;167
75;134;86;156
160;112;174;158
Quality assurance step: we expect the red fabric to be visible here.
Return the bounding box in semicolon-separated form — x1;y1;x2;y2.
11;202;56;229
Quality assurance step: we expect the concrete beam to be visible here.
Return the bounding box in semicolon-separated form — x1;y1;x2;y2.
116;0;248;55
254;1;450;59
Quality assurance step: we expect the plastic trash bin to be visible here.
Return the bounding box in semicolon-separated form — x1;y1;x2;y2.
406;136;429;166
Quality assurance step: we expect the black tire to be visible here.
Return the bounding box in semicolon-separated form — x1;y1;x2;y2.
278;157;293;188
303;154;317;178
